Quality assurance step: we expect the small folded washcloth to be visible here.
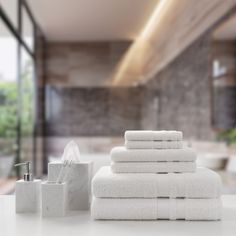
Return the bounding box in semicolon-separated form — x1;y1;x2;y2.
125;140;183;149
91;198;222;220
125;130;183;141
92;167;221;198
111;146;196;162
111;161;196;173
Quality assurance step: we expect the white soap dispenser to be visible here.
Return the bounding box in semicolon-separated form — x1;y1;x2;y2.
15;162;41;213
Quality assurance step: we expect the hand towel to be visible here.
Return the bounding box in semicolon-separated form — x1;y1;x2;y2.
111;161;196;173
91;198;222;220
111;146;196;162
92;167;221;198
125;140;183;149
125;130;183;141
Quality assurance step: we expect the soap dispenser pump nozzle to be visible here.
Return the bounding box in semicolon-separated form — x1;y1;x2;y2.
15;162;33;181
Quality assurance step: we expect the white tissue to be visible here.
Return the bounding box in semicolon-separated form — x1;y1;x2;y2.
61;140;81;163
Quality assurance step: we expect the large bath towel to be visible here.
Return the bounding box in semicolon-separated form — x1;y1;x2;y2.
125;140;183;149
125;130;183;141
111;161;196;173
92;167;221;198
111;146;196;162
91;197;222;220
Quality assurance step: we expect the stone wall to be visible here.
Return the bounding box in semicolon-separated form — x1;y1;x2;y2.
43;41;150;137
43;37;216;140
45;86;144;136
142;16;236;138
140;87;159;130
145;34;216;140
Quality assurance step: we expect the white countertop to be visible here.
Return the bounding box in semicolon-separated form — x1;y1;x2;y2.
1;195;236;236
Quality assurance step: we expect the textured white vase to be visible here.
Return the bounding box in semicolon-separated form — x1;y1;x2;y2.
15;179;41;213
42;181;67;217
48;162;93;210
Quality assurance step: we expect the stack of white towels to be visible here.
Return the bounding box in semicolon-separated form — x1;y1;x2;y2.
91;130;222;220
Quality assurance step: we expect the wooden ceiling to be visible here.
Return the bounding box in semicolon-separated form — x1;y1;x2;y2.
112;0;236;86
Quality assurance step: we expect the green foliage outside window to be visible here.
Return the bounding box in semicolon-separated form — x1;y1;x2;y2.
0;81;17;155
0;60;34;156
0;81;18;138
0;63;33;135
218;127;236;146
21;60;34;137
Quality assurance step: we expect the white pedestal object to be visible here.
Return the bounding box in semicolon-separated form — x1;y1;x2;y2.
42;181;67;217
15;179;41;213
48;162;92;210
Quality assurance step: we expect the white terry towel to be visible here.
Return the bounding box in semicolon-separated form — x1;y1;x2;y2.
125;140;183;149
111;146;196;162
125;130;183;141
92;167;221;198
91;198;222;220
111;161;196;173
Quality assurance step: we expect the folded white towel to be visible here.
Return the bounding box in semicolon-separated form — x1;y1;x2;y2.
125;130;183;141
111;161;196;173
125;140;183;149
91;198;222;220
111;146;196;162
92;167;221;198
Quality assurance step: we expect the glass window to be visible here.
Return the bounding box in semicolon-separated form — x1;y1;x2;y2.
0;0;18;29
0;19;18;190
19;47;35;164
0;0;39;194
22;6;34;52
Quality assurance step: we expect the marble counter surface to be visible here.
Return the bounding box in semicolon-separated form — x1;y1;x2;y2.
0;195;236;236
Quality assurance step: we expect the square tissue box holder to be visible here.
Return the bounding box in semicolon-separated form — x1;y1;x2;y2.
48;161;93;211
42;181;67;217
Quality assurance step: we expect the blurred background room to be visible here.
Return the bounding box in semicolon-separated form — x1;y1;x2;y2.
1;0;236;194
